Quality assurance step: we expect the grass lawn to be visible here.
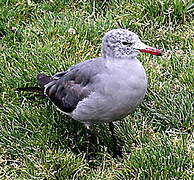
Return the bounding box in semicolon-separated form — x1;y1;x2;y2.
0;0;193;179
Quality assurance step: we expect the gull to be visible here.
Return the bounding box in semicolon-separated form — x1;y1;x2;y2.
17;29;162;161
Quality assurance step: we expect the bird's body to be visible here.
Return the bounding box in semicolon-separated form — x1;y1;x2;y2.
38;28;161;127
17;29;161;160
49;57;147;125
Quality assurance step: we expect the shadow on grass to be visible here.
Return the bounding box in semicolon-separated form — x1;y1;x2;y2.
50;115;124;162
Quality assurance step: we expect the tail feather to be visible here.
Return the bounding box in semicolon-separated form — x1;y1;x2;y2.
16;73;52;97
37;73;52;89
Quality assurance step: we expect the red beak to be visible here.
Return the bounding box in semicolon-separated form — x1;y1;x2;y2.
139;47;162;56
134;42;162;56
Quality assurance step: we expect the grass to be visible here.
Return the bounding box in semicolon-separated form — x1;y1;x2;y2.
0;0;193;179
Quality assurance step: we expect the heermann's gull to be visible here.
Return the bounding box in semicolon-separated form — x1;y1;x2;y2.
17;29;162;161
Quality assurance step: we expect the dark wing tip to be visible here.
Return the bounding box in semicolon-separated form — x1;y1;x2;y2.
15;87;42;93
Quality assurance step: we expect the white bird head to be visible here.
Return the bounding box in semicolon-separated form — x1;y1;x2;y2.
102;29;162;58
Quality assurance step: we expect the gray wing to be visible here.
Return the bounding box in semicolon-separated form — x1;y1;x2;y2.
44;58;104;113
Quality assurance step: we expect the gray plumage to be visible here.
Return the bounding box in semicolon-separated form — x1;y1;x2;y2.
18;29;162;128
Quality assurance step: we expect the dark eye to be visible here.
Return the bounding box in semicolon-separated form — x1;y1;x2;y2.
121;42;133;46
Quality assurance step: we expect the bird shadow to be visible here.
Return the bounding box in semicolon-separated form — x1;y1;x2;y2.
49;113;124;163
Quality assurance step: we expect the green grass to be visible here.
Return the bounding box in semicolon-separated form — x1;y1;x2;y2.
0;0;193;179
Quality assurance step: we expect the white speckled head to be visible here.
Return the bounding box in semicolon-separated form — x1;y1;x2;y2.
102;29;162;58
